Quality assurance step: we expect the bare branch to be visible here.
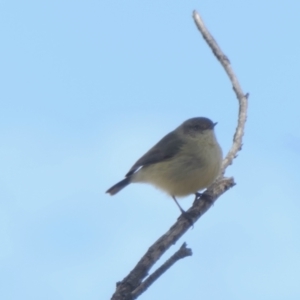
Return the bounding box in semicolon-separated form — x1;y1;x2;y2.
111;177;235;300
131;243;192;299
193;10;248;171
111;10;248;300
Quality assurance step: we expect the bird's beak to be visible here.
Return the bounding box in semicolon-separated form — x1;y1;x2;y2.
213;122;218;127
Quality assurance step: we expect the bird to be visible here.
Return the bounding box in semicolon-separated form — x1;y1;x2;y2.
106;117;222;213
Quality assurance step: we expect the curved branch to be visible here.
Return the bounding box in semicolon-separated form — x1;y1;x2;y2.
111;10;248;300
193;10;248;171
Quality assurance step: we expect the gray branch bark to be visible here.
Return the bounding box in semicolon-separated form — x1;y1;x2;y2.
192;10;248;171
131;243;192;299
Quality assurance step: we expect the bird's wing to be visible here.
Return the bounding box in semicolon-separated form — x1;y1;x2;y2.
126;130;184;177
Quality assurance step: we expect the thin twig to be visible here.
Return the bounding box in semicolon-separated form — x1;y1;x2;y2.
131;243;192;299
193;10;248;171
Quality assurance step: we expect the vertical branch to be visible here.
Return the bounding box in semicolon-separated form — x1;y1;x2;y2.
193;10;248;171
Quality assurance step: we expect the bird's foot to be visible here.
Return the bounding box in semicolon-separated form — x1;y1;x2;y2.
177;210;194;228
194;192;203;201
194;192;214;205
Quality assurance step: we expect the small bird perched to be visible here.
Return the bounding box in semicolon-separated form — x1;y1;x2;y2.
106;117;222;213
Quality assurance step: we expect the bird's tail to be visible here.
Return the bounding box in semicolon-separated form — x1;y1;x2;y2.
106;177;131;195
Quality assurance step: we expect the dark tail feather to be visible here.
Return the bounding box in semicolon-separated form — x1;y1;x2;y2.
106;177;131;195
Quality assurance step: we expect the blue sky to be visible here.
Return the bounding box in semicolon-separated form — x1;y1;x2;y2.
1;1;300;299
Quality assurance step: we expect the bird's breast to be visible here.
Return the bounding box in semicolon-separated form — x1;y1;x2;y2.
132;141;222;197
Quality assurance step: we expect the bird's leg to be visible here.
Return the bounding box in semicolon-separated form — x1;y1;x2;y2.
172;196;194;227
172;195;186;214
